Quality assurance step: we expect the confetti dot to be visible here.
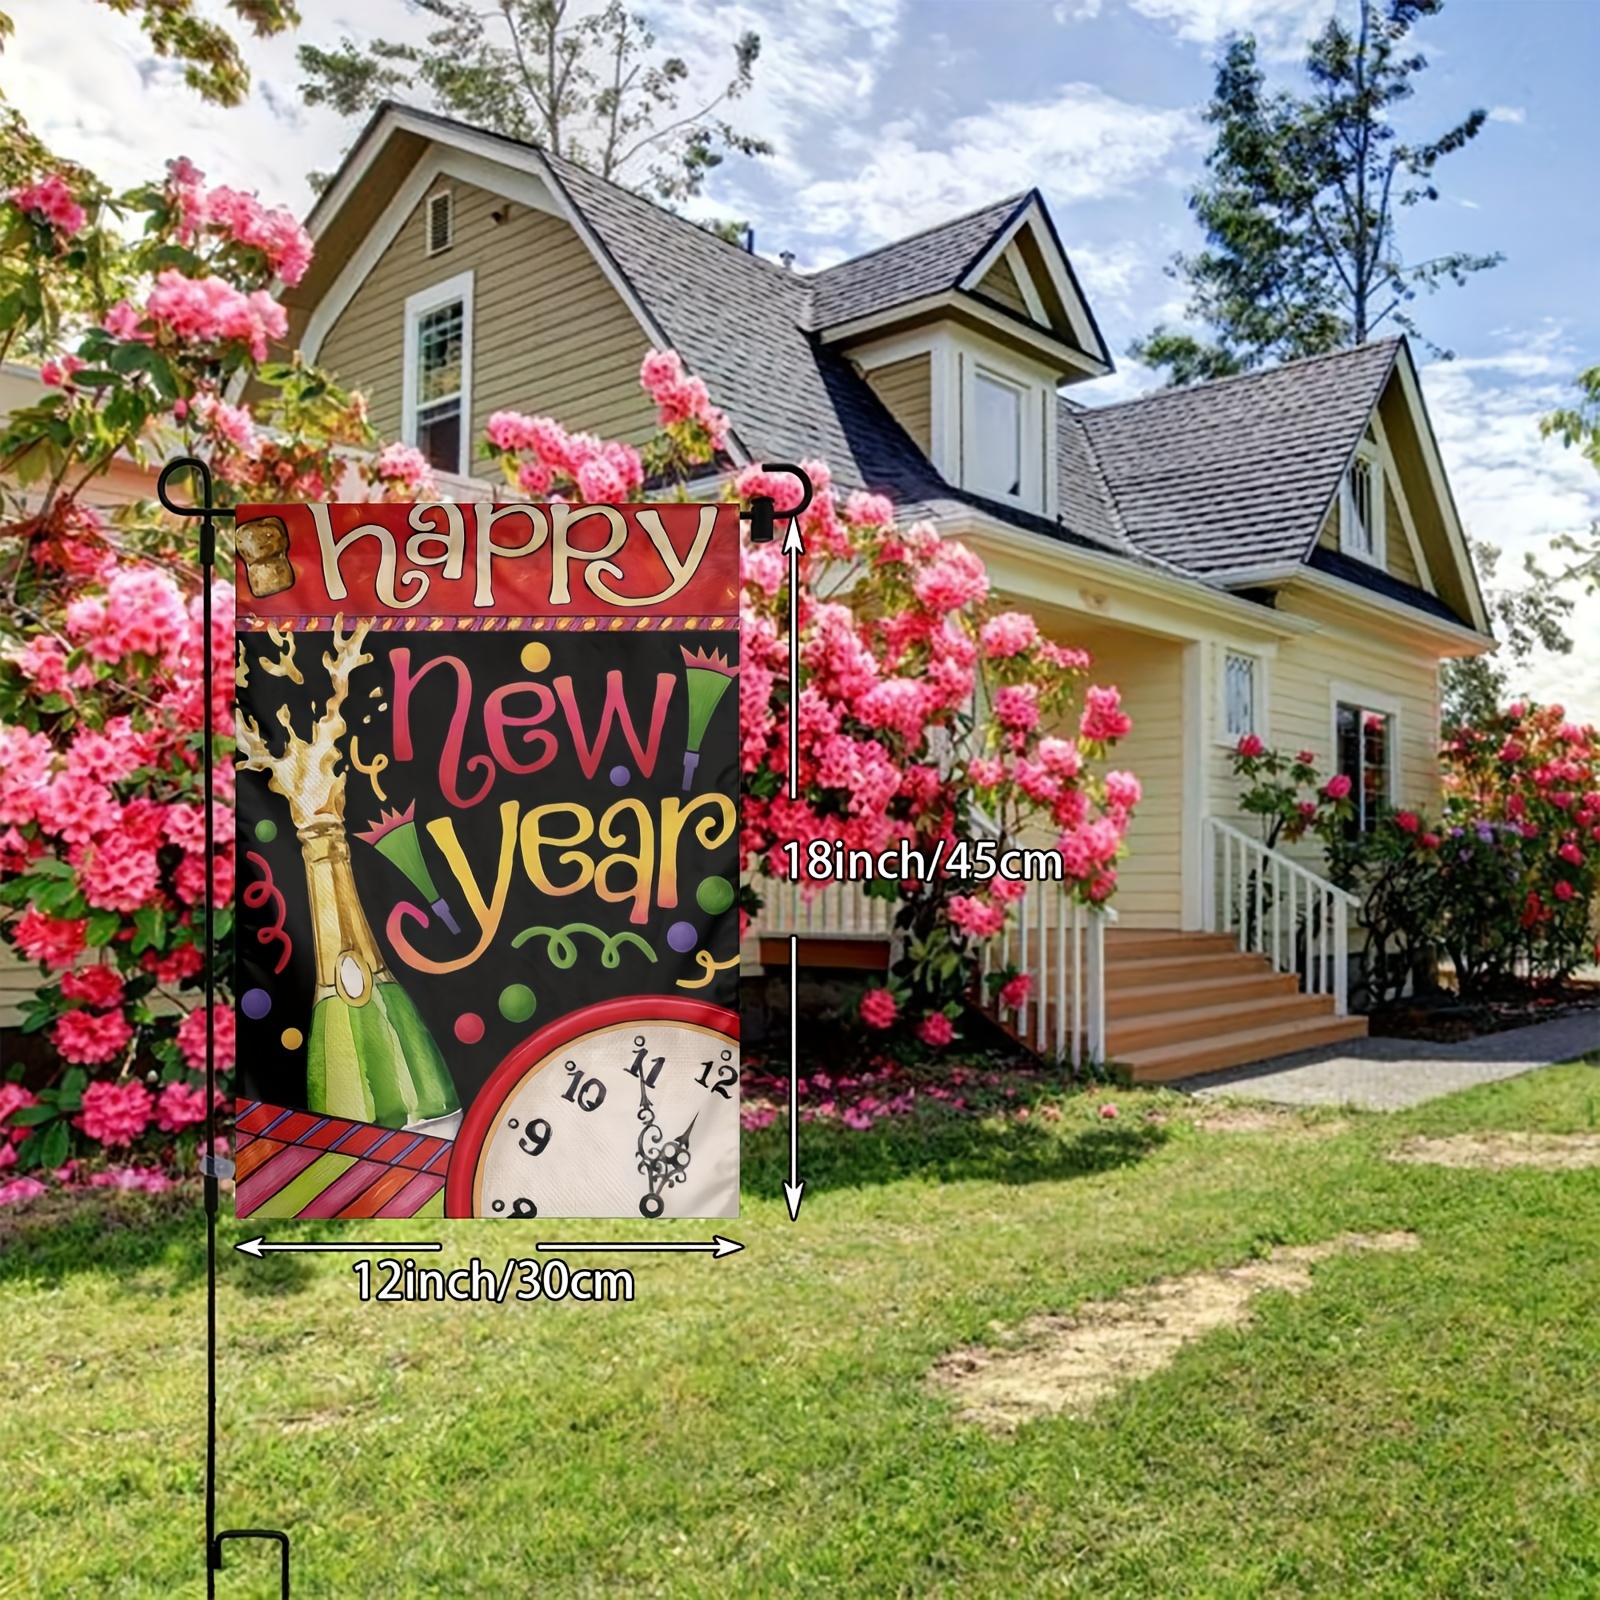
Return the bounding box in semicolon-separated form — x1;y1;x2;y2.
499;984;537;1023
667;920;698;953
241;988;272;1020
609;765;631;786
520;641;551;673
454;1012;485;1044
696;876;735;915
280;1028;303;1050
254;820;277;843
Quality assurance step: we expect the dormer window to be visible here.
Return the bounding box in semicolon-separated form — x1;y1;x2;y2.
1340;445;1385;565
972;370;1023;499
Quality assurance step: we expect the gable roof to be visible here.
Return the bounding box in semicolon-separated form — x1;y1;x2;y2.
1068;339;1403;580
805;195;1030;328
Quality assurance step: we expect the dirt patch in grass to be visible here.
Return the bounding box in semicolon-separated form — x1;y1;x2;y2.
1392;1132;1600;1170
1191;1106;1349;1136
931;1231;1419;1431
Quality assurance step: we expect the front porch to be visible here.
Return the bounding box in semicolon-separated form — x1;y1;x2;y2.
746;814;1368;1083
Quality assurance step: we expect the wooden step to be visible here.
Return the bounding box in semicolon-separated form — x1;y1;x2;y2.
1105;950;1275;989
1107;992;1345;1055
1118;1013;1369;1084
1104;930;1241;956
1106;970;1303;1018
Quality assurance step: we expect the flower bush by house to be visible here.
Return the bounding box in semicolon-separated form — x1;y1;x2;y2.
488;362;1140;1052
1229;703;1600;1008
1;125;1135;1194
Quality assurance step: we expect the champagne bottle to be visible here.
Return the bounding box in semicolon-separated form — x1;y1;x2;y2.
299;821;459;1129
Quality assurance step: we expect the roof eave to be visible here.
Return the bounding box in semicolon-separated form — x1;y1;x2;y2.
1228;565;1495;655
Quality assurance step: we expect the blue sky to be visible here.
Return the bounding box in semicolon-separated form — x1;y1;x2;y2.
7;0;1598;715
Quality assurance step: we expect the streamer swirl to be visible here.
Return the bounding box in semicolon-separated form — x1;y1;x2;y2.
242;850;292;973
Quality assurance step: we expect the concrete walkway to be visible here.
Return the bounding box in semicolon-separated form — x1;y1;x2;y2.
1174;1010;1600;1111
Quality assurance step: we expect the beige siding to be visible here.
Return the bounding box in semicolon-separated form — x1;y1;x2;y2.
317;179;659;461
1025;620;1185;929
1204;597;1444;882
865;353;933;455
976;254;1029;318
1385;480;1422;586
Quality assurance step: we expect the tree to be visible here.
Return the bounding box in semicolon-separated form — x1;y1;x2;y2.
297;0;771;205
1440;538;1575;730
0;1;298;109
1540;363;1600;595
1133;0;1501;385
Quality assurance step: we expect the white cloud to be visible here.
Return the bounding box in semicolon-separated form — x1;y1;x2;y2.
1488;105;1527;124
789;86;1197;248
1420;331;1600;722
1058;0;1334;51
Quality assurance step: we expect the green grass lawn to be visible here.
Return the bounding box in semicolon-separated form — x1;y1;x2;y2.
4;1059;1600;1599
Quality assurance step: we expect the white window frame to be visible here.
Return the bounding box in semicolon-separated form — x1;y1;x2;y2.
959;353;1044;512
1221;649;1263;744
1339;441;1386;566
401;269;474;478
1329;680;1402;832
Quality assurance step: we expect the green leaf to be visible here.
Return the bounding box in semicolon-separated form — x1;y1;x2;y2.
34;1119;69;1171
86;910;123;946
9;1104;58;1126
132;904;167;954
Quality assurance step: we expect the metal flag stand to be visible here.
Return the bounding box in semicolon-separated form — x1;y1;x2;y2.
156;455;291;1600
151;457;812;1598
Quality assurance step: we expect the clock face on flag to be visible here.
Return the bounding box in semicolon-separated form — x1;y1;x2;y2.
445;997;740;1220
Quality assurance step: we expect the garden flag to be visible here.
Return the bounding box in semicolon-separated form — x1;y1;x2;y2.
233;501;741;1220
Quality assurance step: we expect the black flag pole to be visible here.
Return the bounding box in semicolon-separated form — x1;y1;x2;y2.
156;456;291;1600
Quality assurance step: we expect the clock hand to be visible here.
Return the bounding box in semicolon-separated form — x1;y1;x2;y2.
636;1062;696;1218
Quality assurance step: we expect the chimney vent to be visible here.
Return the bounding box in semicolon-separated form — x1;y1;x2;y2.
779;250;796;270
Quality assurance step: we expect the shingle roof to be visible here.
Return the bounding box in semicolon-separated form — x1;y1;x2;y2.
317;108;1457;619
804;194;1030;329
1070;340;1402;579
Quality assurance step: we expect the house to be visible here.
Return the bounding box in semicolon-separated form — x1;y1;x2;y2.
273;102;1496;1080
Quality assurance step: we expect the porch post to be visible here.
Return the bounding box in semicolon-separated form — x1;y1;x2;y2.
1179;640;1206;930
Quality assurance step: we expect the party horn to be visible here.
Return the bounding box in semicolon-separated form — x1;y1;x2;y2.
354;801;460;933
679;645;739;789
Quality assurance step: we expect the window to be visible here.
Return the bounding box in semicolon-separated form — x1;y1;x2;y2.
1336;701;1392;834
1225;652;1257;739
971;370;1022;500
402;271;473;477
1340;448;1384;564
426;191;453;255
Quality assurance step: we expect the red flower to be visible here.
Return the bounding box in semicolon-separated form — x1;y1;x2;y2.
1395;811;1420;834
917;1012;954;1048
1323;774;1353;800
859;988;898;1030
1235;734;1265;758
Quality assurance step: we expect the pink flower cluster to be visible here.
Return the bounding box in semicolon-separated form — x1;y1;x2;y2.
484;410;644;501
142;270;288;361
167;158;313;286
374;443;436;498
640;349;729;450
13;172;86;237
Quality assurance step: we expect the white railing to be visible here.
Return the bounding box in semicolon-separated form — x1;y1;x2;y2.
1203;818;1354;1015
980;878;1112;1069
752;874;895;941
749;866;1111;1069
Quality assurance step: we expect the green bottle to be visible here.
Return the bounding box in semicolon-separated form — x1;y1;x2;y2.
299;820;459;1129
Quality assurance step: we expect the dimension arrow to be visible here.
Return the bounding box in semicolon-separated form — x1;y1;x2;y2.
235;1237;443;1257
783;518;804;801
534;1236;744;1258
784;932;804;1221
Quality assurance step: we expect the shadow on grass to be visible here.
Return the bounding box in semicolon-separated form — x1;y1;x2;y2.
740;1107;1168;1202
0;1184;314;1296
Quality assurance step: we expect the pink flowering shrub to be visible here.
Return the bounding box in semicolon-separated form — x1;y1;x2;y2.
0;143;439;1195
482;349;1140;1048
1231;707;1600;1005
